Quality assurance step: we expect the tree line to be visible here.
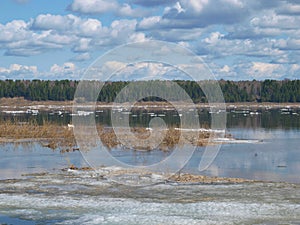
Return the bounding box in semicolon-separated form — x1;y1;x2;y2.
1;79;300;103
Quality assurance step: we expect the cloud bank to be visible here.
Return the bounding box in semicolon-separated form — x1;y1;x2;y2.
0;0;299;80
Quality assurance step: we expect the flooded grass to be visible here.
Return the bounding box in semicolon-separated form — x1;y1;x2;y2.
0;120;76;150
0;120;225;151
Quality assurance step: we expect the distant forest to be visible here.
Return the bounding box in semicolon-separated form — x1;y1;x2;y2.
1;79;300;103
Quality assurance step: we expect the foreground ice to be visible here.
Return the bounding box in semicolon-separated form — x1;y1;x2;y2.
0;169;299;225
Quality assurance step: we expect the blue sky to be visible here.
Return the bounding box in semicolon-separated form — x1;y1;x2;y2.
0;0;300;80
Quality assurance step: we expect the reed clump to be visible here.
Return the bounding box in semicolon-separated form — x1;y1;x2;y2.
0;120;224;151
97;126;217;151
0;120;75;150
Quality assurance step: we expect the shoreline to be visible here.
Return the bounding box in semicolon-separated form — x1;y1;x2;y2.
23;165;300;185
1;97;300;112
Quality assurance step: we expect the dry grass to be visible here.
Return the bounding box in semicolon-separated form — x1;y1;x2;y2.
88;126;219;151
168;173;253;184
0;120;75;150
0;120;224;151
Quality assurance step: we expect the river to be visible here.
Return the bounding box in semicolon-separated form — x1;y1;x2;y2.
0;105;299;224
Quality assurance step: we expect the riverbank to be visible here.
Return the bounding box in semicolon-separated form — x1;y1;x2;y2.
1;97;300;112
64;165;254;184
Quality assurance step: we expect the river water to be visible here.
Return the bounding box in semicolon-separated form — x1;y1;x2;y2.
0;106;299;224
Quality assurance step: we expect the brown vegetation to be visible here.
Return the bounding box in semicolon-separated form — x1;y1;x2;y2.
169;173;253;184
0;120;225;151
97;126;219;151
61;165;253;184
0;120;76;150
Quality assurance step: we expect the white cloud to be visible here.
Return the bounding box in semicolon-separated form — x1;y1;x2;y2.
103;61;127;72
11;64;37;73
223;0;243;7
1;0;300;81
243;62;285;79
73;38;91;52
118;3;140;17
138;15;204;41
5;64;37;73
173;1;185;13
211;61;297;80
72;53;91;61
250;12;300;30
155;29;204;42
110;19;137;38
48;62;84;79
220;65;231;73
0;20;29;42
142;63;173;79
0;14;147;58
42;31;75;45
32;14;76;31
0;64;38;79
48;59;299;81
138;16;161;30
160;0;248;28
31;14;103;37
136;0;300;42
204;32;224;45
274;38;300;50
131;0;176;7
70;0;118;14
177;41;190;49
179;0;208;13
251;62;280;73
79;19;103;37
0;62;84;80
98;61;186;81
69;0;148;17
0;17;77;56
195;34;289;62
129;32;147;42
290;64;300;73
50;62;76;73
277;3;300;15
177;63;208;80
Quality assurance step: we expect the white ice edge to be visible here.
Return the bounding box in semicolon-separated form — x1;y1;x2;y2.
212;138;263;144
174;128;225;133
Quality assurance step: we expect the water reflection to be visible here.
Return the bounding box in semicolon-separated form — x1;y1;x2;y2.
227;109;300;130
184;129;300;183
1;108;300;129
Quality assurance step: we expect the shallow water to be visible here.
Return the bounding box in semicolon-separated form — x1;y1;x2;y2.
184;129;300;183
0;142;85;180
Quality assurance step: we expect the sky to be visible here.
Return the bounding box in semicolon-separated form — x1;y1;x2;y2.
0;0;300;80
